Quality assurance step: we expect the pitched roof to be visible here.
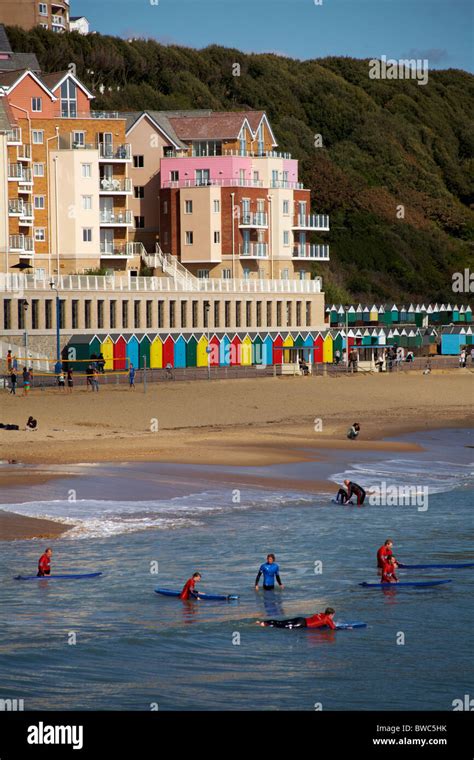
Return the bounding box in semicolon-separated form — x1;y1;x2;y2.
0;25;12;54
168;110;267;140
0;97;13;131
0;52;41;73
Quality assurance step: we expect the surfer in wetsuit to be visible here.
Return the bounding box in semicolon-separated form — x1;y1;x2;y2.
37;548;52;577
381;557;399;583
344;479;366;505
179;572;202;600
255;554;284;591
256;607;336;630
377;539;393;572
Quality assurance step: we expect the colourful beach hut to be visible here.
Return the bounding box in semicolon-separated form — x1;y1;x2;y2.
100;335;114;370
150;336;163;368
114;335;127;371
313;333;324;362
252;334;263;365
283;333;294;363
465;306;472;323
186;336;198;367
369;305;379;323
323;332;333;363
333;331;344;355
273;334;284;364
241;335;253;366
303;333;314;362
197;335;209;367
64;335;95;371
209;335;220;366
174;336;187;368
230;335;241;366
220;335;231;366
162;336;174;367
88;335;101;359
138;335;151;369
347;306;356;326
126;335;139;370
262;334;273;366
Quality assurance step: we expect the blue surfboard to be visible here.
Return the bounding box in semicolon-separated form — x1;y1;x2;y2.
359;579;452;588
398;562;474;569
155;587;239;601
14;572;103;581
335;622;367;630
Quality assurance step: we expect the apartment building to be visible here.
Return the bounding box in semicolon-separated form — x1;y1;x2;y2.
125;110;330;281
0;66;135;277
0;1;70;33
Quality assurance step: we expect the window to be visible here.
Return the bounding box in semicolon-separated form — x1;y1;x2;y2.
18;301;27;330
134;186;144;199
146;300;153;329
81;163;92;178
134;216;145;229
192;301;198;329
239;169;246;184
266;301;272;327
110;301;116;329
34;196;45;210
276;301;282;326
299;270;307;280
235;301;241;327
225;301;231;328
133;155;144;168
134;301;141;329
34;228;46;242
185;200;193;214
32;97;42;113
272;169;278;186
39;3;47;15
214;231;220;244
214;301;220;328
213;199;220;213
82;195;92;210
197;270;209;279
61;79;77;118
281;268;289;280
72;131;85;147
97;300;104;329
203;302;209;329
170;170;179;182
163;201;168;214
72;300;79;329
158;300;164;328
84;300;91;329
59;300;65;330
243;268;250;280
32;300;39;330
45;300;52;329
185;231;193;245
195;169;210;186
257;199;265;213
286;301;292;327
283;200;289;215
283;231;290;246
82;228;92;243
253;171;259;183
222;269;231;279
256;301;262;328
32;130;44;144
33;163;44;177
3;299;11;330
246;301;252;327
296;301;302;327
306;302;311;326
169;301;176;329
122;301;128;329
180;301;187;329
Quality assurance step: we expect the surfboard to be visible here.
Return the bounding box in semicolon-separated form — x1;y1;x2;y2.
335;622;367;630
398;563;474;569
331;498;355;505
359;580;452;588
14;572;103;581
155;587;239;601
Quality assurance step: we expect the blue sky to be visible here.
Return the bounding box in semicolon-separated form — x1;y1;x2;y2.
75;0;473;72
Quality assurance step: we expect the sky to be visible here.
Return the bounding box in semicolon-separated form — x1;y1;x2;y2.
74;0;474;72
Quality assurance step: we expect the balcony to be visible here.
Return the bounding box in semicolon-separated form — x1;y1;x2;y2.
271;180;304;190
239;243;268;259
100;241;136;258
9;235;34;254
99;209;133;226
99;177;132;194
293;214;330;231
17;144;32;162
91;112;121;120
162;177;264;189
6;128;21;145
98;143;131;162
19;203;34;225
8;199;23;216
51;15;66;27
8;164;32;184
292;244;330;260
222;149;292;159
239;212;268;228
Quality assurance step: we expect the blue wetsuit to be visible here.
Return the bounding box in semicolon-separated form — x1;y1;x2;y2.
255;562;282;590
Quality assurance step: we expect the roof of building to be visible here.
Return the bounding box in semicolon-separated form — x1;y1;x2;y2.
0;25;40;72
168;110;268;140
0;97;13;131
70;16;89;21
0;25;13;53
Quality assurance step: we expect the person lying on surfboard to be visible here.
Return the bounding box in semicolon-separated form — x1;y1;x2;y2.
377;539;394;572
256;607;336;630
381;556;399;583
37;548;52;577
179;572;202;600
255;553;284;591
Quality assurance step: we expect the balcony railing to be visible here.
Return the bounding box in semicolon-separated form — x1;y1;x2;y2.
99;177;132;193
294;214;330;230
8;199;23;215
20;203;34;221
100;209;133;225
51;15;66;26
9;235;34;253
271;180;304;190
100;242;136;257
239;212;268;227
239;243;269;258
162;178;264;189
292;244;330;260
222;149;292;159
17;144;32;161
8;164;32;182
7;128;22;145
92;112;121;120
98;143;131;161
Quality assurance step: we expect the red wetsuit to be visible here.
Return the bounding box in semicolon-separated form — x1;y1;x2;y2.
37;553;51;577
179;578;198;600
305;613;336;630
377;545;393;568
381;562;398;583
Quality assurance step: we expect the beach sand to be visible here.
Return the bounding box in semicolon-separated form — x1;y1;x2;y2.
0;371;471;540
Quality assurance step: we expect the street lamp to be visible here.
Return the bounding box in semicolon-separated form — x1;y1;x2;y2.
50;280;61;370
22;299;29;352
204;301;211;380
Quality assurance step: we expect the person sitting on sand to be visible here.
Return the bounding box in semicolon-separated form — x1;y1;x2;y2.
381;556;398;584
256;607;336;630
179;572;202;600
37;548;52;577
347;422;360;440
26;416;37;430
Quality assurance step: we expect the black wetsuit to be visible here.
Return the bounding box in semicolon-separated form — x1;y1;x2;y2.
347;481;366;505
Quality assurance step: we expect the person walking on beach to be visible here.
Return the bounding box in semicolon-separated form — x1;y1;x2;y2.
256;607;336;630
381;556;399;584
128;363;136;390
459;349;466;368
22;367;31;397
92;368;100;392
86;363;94;391
67;368;74;393
255;554;284;591
57;370;66;390
6;350;12;373
377;539;393;571
179;572;202;600
37;548;52;577
9;369;17;395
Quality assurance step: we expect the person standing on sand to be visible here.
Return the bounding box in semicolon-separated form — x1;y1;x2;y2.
86;363;94;391
37;548;52;577
9;369;17;395
129;363;136;390
22;367;31;397
6;350;12;373
256;607;336;630
67;368;73;393
92;368;100;392
459;349;466;368
255;554;284;591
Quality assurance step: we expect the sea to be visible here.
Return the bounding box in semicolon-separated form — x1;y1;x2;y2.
0;428;472;711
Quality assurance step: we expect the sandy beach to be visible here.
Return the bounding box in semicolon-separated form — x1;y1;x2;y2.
0;370;471;540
